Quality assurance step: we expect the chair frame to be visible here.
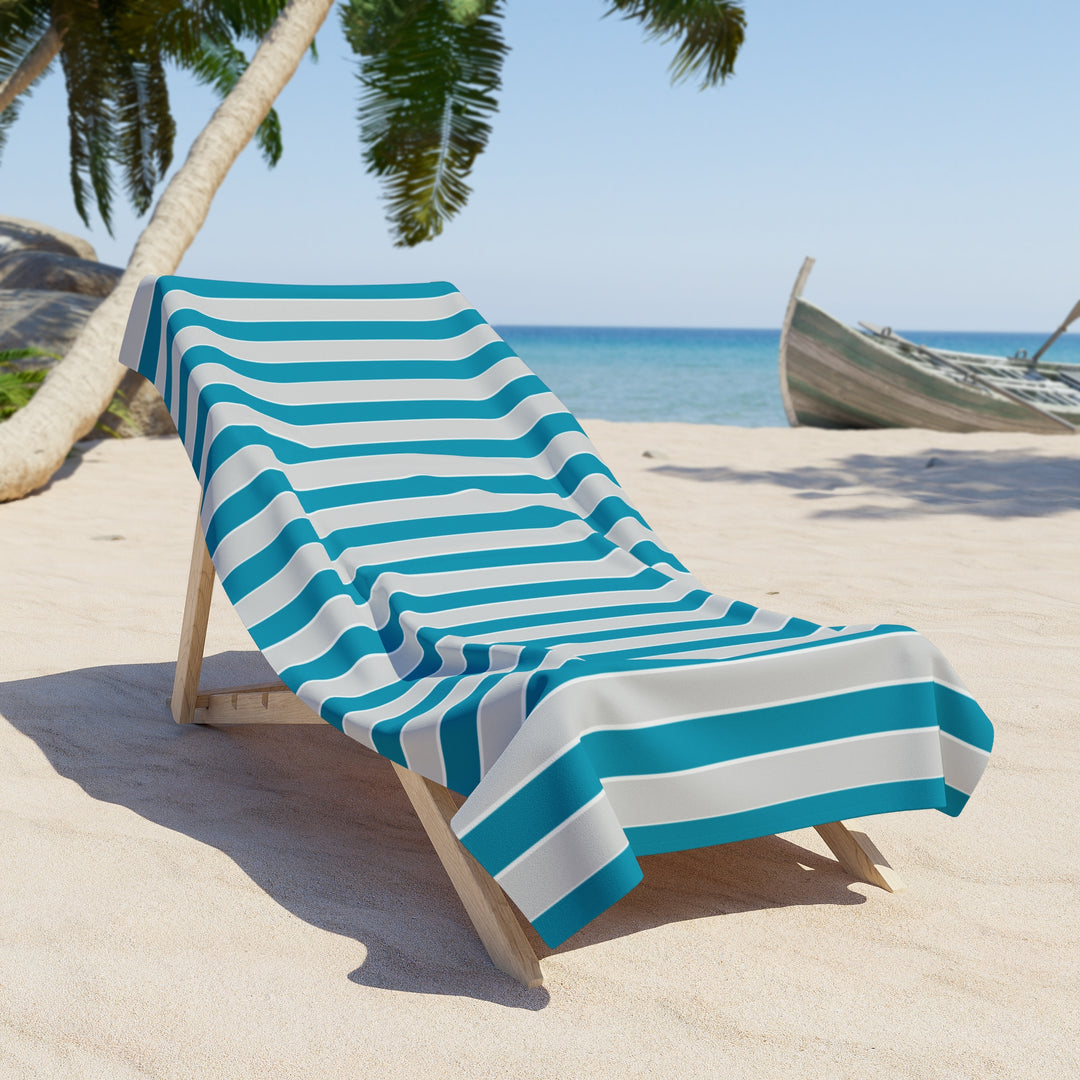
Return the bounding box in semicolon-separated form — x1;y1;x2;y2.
169;510;904;988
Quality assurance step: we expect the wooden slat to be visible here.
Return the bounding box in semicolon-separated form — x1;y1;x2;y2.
814;821;906;893
391;762;544;988
166;683;324;725
171;512;216;725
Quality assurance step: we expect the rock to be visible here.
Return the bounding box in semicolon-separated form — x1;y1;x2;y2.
0;217;175;439
0;214;97;261
93;369;178;439
0;289;101;359
0;249;122;297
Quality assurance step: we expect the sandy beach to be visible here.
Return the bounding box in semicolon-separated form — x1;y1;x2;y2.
2;422;1077;1079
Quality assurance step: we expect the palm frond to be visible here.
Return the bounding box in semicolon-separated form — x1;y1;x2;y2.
0;2;54;162
0;2;53;78
444;0;499;25
204;0;289;40
0;100;18;159
112;52;175;215
130;0;286;167
606;0;746;89
344;0;509;247
184;36;284;166
341;0;429;57
58;2;119;232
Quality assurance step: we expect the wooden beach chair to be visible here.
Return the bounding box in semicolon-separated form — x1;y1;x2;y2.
122;275;994;988
168;506;905;988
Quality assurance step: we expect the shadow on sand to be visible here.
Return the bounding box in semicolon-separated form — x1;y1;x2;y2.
1;652;874;1006
652;447;1080;519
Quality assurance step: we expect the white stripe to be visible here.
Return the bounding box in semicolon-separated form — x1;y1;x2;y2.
493;791;626;923
156;286;471;325
939;730;992;795
165;317;508;371
453;639;952;836
602;727;942;827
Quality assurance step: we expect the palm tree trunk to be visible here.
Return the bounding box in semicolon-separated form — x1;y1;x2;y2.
0;23;63;115
0;0;335;502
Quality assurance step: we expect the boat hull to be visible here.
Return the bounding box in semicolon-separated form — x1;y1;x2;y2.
783;298;1078;434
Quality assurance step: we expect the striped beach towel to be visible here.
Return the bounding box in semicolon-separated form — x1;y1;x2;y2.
119;276;994;948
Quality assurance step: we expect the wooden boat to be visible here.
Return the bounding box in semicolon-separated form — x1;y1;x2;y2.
779;258;1080;434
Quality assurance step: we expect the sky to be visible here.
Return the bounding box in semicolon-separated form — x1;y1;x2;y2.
3;0;1079;330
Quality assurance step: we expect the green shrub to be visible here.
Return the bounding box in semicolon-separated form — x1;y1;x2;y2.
0;347;134;434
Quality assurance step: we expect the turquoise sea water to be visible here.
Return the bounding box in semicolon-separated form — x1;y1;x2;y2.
497;325;1080;428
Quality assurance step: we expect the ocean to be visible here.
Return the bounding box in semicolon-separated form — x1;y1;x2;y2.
496;325;1080;427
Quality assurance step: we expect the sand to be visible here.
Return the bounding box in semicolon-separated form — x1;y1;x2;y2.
1;424;1077;1079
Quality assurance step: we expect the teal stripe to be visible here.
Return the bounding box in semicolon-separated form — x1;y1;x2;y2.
203;456;618;551
136;278;165;381
464;743;606;873
439;671;507;794
460;682;942;875
582;494;648;535
158;275;458;300
625;778;946;854
438;589;716;643
526;777;944;947
322;677;451;728
163;303;487;347
321;504;586;560
246;568;371;653
200;409;586;489
629;539;689;573
366;567;677;620
552;621;906;672
275;620;388;692
180;341;531;470
527;845;643;949
219;516;318;600
179;353;547;466
935;682;994;754
581;682;941;776
357;535;625;587
185;367;551;428
206;456;619;548
943;784;969;815
269;589;763;709
221;504;597;601
368;677;466;764
174;337;518;387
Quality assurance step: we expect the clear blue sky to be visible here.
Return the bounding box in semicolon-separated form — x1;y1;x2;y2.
3;1;1079;330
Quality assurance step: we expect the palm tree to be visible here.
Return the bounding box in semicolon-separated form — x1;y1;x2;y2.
0;0;290;233
0;0;746;502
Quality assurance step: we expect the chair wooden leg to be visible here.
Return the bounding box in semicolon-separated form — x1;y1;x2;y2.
171;511;215;725
391;762;544;988
814;821;906;892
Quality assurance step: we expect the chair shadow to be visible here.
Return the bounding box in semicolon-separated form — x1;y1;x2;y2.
652;447;1080;519
1;652;874;1006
